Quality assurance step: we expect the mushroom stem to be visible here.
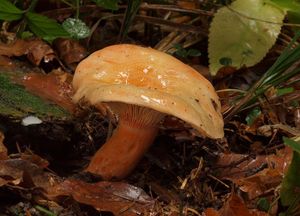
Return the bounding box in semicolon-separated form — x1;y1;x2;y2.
86;104;164;180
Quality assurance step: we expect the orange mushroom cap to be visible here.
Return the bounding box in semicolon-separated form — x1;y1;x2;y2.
73;44;223;138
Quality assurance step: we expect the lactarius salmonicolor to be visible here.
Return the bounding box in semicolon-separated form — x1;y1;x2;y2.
72;44;224;180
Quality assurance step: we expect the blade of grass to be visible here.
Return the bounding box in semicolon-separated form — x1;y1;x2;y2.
118;0;142;42
224;31;300;122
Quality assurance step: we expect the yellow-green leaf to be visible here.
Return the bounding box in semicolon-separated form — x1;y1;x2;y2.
208;0;285;76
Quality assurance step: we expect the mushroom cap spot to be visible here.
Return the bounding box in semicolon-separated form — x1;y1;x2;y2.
73;44;224;138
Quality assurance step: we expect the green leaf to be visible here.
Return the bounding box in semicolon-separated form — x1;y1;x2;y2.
277;87;294;96
0;72;69;119
62;18;90;39
208;0;285;75
286;11;300;32
174;44;201;58
20;31;34;39
283;137;300;153
0;0;23;21
187;49;201;57
92;0;119;10
257;197;270;212
280;138;300;208
245;107;261;125
223;32;300;120
266;0;300;13
25;12;70;42
219;57;232;66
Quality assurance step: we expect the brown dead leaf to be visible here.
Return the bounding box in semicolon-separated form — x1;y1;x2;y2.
220;194;253;216
0;158;61;189
216;148;292;200
0;177;8;187
0;157;154;215
21;150;49;169
0;131;8;160
16;70;76;113
216;147;292;179
0;55;14;67
47;179;155;216
266;147;292;174
148;181;180;203
176;1;197;9
202;194;268;216
202;208;220;216
0;39;55;65
53;38;87;69
221;194;268;216
216;153;267;179
234;168;282;200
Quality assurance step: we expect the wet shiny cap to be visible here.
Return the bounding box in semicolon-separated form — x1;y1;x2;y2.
73;44;224;138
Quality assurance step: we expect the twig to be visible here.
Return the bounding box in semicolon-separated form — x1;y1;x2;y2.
140;3;214;16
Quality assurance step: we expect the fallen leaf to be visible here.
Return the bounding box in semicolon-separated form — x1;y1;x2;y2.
0;71;70;119
202;208;220;216
221;194;253;216
53;38;87;69
0;158;61;189
47;179;155;216
0;55;14;67
0;177;8;187
20;150;49;169
221;194;268;216
16;70;76;113
216;147;292;179
267;147;293;174
0;131;8;160
0;157;154;215
0;39;55;65
176;1;197;9
148;181;180;203
215;148;292;199
202;194;268;216
216;153;267;179
234;168;282;200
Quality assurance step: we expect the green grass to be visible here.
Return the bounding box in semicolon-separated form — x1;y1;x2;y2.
0;72;70;119
224;31;300;121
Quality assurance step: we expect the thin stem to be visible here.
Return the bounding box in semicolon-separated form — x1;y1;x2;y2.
118;0;142;42
75;0;79;19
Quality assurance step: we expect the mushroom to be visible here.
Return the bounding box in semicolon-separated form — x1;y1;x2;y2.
72;44;224;180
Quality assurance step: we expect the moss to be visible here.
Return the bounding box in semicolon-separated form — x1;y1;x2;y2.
0;72;70;119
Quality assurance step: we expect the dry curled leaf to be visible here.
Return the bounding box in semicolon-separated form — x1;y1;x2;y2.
0;131;8;160
234;168;282;200
202;194;268;216
202;208;220;216
47;179;155;216
0;39;56;65
216;148;292;200
216;147;292;180
0;158;61;189
16;70;76;113
0;55;14;67
20;150;49;169
53;38;87;69
220;194;268;216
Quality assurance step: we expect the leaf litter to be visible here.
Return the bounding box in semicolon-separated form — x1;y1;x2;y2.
1;1;300;215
